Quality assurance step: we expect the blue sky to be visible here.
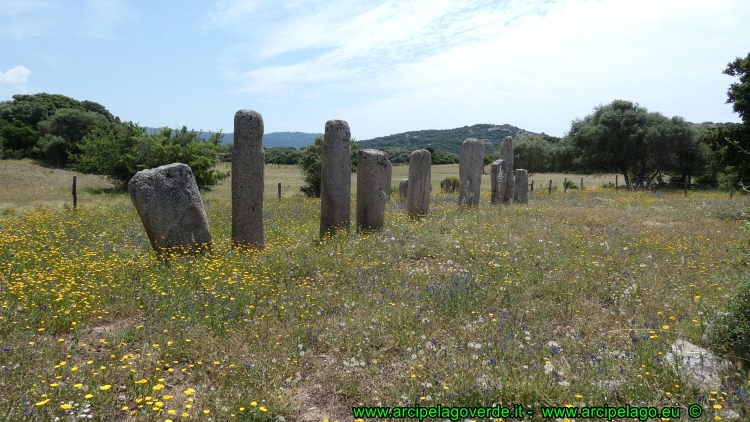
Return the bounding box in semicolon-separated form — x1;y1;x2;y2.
1;0;748;140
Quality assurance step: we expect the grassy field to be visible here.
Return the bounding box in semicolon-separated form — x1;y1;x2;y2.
1;160;749;421
1;160;619;211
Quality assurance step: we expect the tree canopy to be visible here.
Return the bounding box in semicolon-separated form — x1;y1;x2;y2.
724;52;750;125
565;100;704;189
0;93;118;162
71;124;229;190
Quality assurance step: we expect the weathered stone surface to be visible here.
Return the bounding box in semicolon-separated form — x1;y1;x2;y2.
385;159;393;200
664;340;725;392
490;159;507;204
232;109;265;249
406;149;431;218
514;169;529;204
356;149;389;231
399;179;408;200
128;163;211;256
502;136;514;203
320;120;352;237
458;138;484;205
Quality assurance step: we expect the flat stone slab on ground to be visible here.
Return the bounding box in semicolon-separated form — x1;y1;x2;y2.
664;340;725;392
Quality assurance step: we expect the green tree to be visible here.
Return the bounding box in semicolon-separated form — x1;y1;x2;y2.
724;52;750;125
698;123;750;185
265;147;301;165
0;93;119;160
299;136;323;197
71;123;229;190
34;108;111;165
566;100;704;189
0;119;39;157
513;134;553;173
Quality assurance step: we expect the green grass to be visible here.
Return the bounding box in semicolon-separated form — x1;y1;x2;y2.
0;161;748;421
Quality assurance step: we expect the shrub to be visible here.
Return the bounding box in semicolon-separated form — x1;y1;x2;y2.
703;278;750;361
299;137;323;198
440;177;459;192
563;179;578;190
71;123;229;190
704;218;750;360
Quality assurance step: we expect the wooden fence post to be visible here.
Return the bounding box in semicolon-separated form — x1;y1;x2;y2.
684;177;688;197
581;178;584;189
72;176;77;209
548;180;552;194
564;177;567;193
530;180;534;192
615;175;618;190
278;182;281;199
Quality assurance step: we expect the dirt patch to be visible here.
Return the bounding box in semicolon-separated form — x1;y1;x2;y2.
78;317;139;346
289;355;352;422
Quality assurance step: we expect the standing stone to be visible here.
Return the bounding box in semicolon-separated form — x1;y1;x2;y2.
458;138;484;205
406;149;431;218
385;159;393;200
490;159;507;204
514;169;529;204
399;179;409;200
320;120;352;237
128;163;211;256
357;149;389;231
502;136;515;203
232;109;264;250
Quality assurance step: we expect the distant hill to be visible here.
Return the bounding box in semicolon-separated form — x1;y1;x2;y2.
357;124;545;155
146;128;323;149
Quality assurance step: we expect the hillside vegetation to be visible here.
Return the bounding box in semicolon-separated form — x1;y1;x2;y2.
357;123;552;155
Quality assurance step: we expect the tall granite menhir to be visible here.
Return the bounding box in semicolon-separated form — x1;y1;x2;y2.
357;149;389;231
458;138;484;205
232;109;265;249
502;136;515;203
514;169;529;204
320;120;352;237
490;159;507;204
407;149;431;218
128;163;211;256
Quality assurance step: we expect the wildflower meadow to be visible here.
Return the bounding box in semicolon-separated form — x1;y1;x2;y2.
1;162;749;421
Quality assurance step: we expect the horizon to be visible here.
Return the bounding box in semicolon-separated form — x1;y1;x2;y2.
1;0;747;139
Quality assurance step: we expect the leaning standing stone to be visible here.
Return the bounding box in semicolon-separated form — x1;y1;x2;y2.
491;159;507;204
399;179;409;200
357;149;389;231
458;138;484;205
128;163;211;256
406;149;431;218
232;109;265;250
502;136;515;203
514;169;529;204
320;119;352;237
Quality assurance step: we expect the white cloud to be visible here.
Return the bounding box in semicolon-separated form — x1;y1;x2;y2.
209;0;749;137
0;0;58;39
0;66;31;85
84;0;136;38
